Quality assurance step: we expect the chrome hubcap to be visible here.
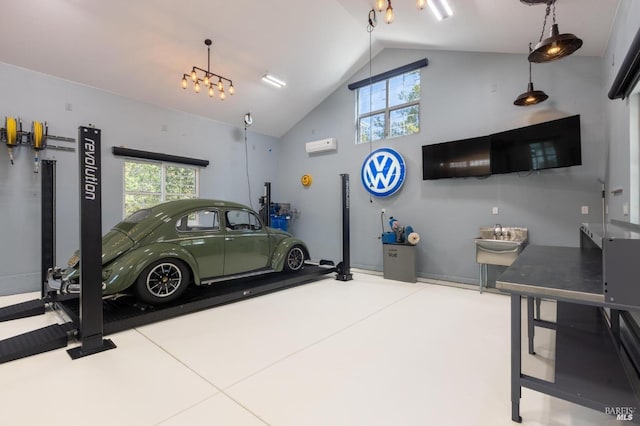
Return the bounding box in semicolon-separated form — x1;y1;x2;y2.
147;263;182;297
287;247;304;270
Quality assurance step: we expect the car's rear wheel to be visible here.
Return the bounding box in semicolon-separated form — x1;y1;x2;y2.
135;259;190;304
284;246;305;272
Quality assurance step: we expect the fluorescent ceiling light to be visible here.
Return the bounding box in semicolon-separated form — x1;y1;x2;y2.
262;74;287;88
428;0;453;21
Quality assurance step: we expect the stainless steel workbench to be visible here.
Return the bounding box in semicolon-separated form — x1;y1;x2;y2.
497;245;603;303
497;245;640;423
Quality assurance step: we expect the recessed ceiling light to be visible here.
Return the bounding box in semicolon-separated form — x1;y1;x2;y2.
428;0;453;21
262;74;287;88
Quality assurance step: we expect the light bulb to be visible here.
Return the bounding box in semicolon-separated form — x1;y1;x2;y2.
217;78;223;91
547;43;561;55
208;86;214;97
526;96;535;104
416;0;426;10
384;4;394;24
220;90;226;101
194;81;200;93
191;69;197;82
375;0;386;13
181;76;187;89
229;84;235;95
204;75;210;86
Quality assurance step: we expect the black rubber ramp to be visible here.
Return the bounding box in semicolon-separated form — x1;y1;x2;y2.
0;322;75;363
0;299;46;322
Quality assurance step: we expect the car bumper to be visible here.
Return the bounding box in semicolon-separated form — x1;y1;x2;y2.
47;267;106;294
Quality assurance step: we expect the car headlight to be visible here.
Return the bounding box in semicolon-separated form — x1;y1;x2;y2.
67;254;79;268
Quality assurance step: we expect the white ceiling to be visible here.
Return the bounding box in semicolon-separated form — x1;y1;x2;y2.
0;0;619;137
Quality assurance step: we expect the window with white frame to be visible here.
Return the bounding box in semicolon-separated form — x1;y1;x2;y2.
356;69;421;143
123;160;199;218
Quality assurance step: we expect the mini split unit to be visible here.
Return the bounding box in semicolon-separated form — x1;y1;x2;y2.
305;138;337;154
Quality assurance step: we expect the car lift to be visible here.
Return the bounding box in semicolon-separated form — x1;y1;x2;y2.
0;130;351;364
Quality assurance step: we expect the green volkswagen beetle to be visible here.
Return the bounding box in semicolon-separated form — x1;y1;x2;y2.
49;199;309;304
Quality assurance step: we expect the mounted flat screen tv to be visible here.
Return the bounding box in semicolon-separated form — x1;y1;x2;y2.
490;115;581;175
422;136;491;180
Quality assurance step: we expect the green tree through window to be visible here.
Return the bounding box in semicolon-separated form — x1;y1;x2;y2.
124;160;199;217
356;69;420;143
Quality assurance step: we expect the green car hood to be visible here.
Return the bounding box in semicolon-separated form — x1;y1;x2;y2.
101;228;135;265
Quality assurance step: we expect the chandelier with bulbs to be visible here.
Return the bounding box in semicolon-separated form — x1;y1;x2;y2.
181;39;234;101
375;0;453;24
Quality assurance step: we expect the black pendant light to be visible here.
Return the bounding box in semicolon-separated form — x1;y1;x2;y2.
515;44;549;106
528;0;582;63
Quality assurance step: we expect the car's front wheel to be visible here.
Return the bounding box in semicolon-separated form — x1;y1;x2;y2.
284;246;305;272
135;259;190;304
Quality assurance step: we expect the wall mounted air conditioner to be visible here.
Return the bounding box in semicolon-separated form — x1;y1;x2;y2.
305;137;337;154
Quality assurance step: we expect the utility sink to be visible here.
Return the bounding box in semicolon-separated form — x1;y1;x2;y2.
475;226;528;267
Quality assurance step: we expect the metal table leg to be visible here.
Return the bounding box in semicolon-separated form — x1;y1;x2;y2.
479;264;487;293
611;309;621;344
511;293;523;423
535;297;542;320
527;297;535;355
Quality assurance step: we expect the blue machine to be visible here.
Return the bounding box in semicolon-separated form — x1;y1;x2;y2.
381;215;420;245
269;203;291;232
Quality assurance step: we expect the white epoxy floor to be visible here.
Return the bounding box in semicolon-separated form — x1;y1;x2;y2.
0;273;620;425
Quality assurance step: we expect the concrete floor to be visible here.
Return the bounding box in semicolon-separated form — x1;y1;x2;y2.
0;272;621;425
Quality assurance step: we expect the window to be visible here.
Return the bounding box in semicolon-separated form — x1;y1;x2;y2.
123;160;199;217
176;209;219;232
356;69;421;143
225;209;262;231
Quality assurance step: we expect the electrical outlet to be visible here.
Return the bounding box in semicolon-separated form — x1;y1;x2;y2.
381;208;386;213
624;202;629;216
492;207;499;215
581;206;589;215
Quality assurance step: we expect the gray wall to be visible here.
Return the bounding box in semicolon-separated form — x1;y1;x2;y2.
0;62;279;295
278;48;605;285
603;0;640;223
5;8;637;294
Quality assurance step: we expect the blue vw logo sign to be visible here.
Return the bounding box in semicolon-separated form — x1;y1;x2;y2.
361;148;406;197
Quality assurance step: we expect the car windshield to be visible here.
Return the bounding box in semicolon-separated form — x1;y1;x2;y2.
124;209;151;223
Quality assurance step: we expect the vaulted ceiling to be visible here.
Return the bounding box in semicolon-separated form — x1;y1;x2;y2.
0;0;619;137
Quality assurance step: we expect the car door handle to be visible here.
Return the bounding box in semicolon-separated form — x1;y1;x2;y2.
225;237;234;241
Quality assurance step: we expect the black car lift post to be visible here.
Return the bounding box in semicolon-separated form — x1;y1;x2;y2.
336;174;353;281
259;181;272;228
66;126;116;359
41;160;56;299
